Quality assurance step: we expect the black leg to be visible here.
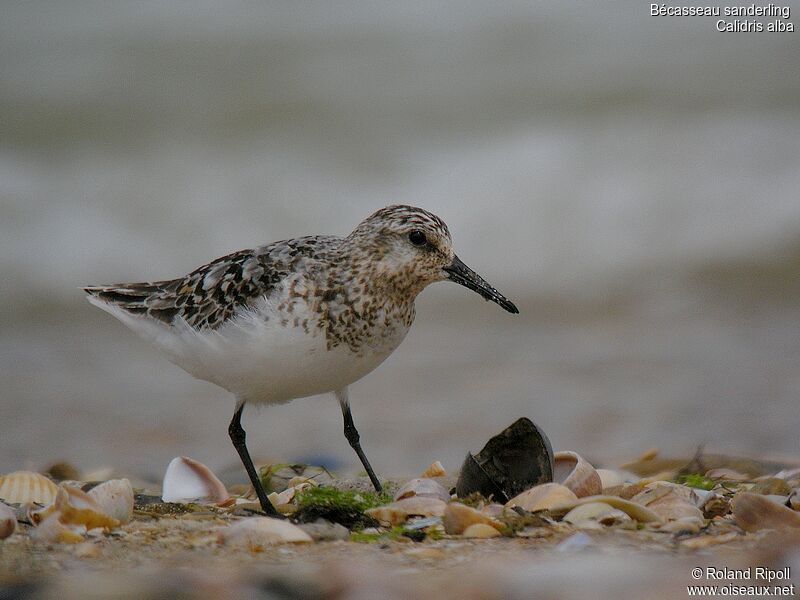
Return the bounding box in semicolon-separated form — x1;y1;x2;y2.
228;403;283;518
339;395;382;493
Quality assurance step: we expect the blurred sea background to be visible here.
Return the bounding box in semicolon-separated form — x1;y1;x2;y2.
2;1;799;483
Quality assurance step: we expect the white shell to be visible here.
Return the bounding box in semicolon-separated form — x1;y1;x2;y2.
161;457;229;504
553;452;602;498
218;517;313;549
563;502;631;526
630;483;704;522
549;495;663;523
0;471;58;505
0;502;16;539
505;483;578;512
88;479;134;524
596;469;626;489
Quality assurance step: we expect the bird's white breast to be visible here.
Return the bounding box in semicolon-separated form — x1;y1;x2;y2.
104;292;411;405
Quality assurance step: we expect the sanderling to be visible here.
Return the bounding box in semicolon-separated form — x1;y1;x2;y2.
85;205;518;516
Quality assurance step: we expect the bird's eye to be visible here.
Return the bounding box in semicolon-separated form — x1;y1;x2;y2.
408;230;427;246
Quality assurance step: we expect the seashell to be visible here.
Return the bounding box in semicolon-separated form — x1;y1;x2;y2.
0;502;16;539
218;517;312;549
630;483;704;522
602;482;646;500
750;477;791;496
366;497;448;527
420;461;446;478
636;481;702;506
548;495;663;523
732;492;800;532
161;456;229;504
29;511;85;544
505;483;578;512
0;471;58;505
87;479;134;524
563;502;631;527
597;469;626;489
393;478;450;503
790;489;799;511
553;452;602;498
442;502;503;535
705;468;750;482
456;418;554;502
32;486;120;530
462;523;501;538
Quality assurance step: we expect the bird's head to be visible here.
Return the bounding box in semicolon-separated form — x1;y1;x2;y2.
347;205;518;313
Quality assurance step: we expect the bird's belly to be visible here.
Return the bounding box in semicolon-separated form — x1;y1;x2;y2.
167;301;408;404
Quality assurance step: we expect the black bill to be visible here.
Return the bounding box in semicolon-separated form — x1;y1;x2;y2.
443;255;519;314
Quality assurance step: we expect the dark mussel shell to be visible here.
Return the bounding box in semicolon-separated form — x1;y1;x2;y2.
455;417;554;502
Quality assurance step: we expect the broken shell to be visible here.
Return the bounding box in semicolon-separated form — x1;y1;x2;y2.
29;511;85;544
420;461;446;478
553;452;602;498
597;469;626;489
393;478;451;503
563;502;631;527
366;497;448;527
630;483;704;522
87;479;134;524
218;517;312;549
462;523;501;538
456;418;554;502
161;457;229;504
442;503;503;535
33;486;120;530
0;471;58;505
0;502;16;539
548;495;663;523
732;492;800;532
505;483;578;512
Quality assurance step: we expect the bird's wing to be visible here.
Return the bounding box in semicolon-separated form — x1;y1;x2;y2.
84;236;338;330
